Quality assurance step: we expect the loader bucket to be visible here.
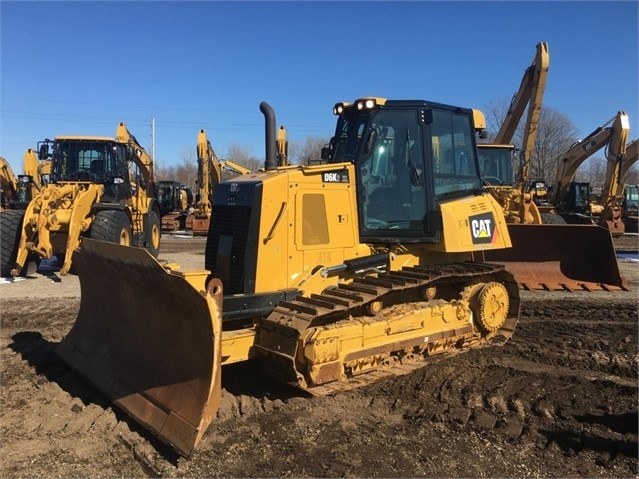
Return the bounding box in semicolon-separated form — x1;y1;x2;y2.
56;239;222;457
483;224;628;291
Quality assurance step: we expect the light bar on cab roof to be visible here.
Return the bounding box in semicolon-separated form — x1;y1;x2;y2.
332;102;351;115
356;98;378;110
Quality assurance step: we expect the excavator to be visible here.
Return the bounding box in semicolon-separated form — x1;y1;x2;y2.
619;139;639;232
192;129;254;236
0;123;162;277
57;97;521;457
158;180;193;231
534;111;631;225
477;42;626;291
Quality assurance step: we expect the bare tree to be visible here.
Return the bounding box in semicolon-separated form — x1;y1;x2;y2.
288;136;329;165
223;143;262;180
153;158;177;183
483;99;511;140
482;98;579;184
176;147;197;190
526;107;579;183
625;166;639;184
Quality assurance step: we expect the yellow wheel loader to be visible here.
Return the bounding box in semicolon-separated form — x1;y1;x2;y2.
0;123;161;277
58;98;521;457
477;42;627;291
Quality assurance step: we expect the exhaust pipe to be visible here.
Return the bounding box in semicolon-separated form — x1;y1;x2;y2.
260;101;278;171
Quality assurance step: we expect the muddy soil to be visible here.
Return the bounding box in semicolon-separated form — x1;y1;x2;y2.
1;235;637;478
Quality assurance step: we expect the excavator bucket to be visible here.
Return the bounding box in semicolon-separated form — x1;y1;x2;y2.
484;224;628;291
56;239;222;457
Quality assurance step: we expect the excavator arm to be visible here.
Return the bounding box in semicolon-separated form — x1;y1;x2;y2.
192;130;253;236
550;112;630;210
195;129;220;220
495;42;549;191
596;114;631;232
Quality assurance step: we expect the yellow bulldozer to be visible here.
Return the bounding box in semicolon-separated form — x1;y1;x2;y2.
0;123;162;277
57;97;522;457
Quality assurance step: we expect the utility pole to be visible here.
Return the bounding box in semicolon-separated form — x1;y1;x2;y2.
151;117;156;161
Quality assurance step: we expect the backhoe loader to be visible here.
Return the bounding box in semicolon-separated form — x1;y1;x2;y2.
0;123;162;277
58;97;521;457
477;42;626;291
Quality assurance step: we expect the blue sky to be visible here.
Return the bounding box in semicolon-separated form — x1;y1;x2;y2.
1;1;637;174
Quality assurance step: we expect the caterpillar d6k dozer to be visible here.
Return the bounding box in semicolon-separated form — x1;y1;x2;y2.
57;98;521;457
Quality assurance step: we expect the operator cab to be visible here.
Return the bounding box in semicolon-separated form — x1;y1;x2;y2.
322;98;483;243
40;137;133;202
476;143;516;186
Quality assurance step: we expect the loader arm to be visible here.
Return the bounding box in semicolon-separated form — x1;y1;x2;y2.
115;123;155;198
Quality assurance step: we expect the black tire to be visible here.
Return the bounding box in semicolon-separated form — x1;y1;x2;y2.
1;209;25;277
541;213;567;224
89;210;132;245
144;211;161;258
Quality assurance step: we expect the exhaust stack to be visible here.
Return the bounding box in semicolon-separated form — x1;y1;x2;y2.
260;102;278;171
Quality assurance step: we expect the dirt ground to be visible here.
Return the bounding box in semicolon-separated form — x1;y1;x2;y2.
1;234;637;478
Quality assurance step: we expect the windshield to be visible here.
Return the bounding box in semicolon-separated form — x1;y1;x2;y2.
477;145;515;185
356;108;427;235
51;140;127;183
430;109;481;197
330;112;368;163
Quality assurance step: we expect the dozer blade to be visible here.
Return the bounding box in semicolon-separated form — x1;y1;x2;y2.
56;239;223;457
484;224;629;292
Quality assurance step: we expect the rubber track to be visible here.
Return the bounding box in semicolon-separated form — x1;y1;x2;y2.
258;262;519;394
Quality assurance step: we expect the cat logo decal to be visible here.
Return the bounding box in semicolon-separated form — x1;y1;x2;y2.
469;212;496;244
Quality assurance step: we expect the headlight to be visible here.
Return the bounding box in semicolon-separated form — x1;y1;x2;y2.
333;102;348;115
